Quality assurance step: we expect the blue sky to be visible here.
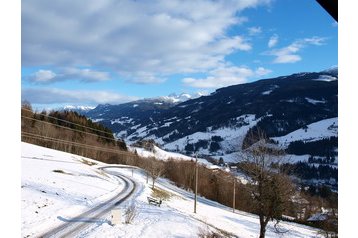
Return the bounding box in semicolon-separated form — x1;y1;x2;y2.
21;0;337;110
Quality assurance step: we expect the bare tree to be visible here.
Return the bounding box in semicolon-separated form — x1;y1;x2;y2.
238;130;295;238
124;203;137;224
145;157;165;189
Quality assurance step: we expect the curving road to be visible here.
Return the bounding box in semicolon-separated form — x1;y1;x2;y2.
39;168;137;238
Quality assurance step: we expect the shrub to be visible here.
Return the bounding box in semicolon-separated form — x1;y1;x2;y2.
124;203;137;224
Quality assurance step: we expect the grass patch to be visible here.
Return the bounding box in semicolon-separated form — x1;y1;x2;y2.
95;169;110;179
150;187;173;201
79;158;97;166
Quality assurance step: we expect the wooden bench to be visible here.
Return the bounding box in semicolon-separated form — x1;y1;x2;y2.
147;196;162;207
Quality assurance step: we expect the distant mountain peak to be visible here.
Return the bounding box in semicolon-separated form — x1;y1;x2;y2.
63;105;95;111
53;105;96;114
321;66;338;76
157;92;208;104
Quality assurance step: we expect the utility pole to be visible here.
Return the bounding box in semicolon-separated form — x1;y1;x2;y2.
233;176;236;213
194;154;198;214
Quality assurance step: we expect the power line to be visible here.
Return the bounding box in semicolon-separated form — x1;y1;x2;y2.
21;132;132;156
21;107;115;137
21;115;119;144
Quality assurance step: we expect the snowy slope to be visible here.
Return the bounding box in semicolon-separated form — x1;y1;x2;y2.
163;114;259;155
80;167;323;238
272;117;338;147
22;143;323;238
21;142;123;237
129;145;214;167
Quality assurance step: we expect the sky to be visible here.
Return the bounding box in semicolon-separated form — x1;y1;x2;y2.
20;0;338;110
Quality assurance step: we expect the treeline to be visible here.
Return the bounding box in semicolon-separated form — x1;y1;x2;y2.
286;137;338;157
21;102;128;163
164;159;253;211
45;110;115;144
281;162;338;181
184;136;224;154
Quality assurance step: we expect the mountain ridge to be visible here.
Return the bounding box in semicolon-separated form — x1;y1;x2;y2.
81;68;338;160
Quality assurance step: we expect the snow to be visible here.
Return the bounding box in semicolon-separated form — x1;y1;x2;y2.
130;124;142;130
163;114;259;158
91;118;104;123
22;142;323;238
164;116;177;122
111;118;133;125
262;89;273;95
63;105;95;111
127;125;149;140
162;129;179;140
129;145;213;167
305;97;326;104
21;142;123;237
80;168;322;238
313;75;337;82
160;121;174;128
262;85;279;95
272;117;338;147
158;92;208;104
115;130;128;138
307;213;328;222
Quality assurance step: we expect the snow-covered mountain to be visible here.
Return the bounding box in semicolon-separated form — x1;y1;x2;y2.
158;92;208;104
57;105;95;114
83;68;338;161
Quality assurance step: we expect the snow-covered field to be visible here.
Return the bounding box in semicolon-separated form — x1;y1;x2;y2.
22;142;323;237
129;145;215;167
21;143;123;237
273;117;338;147
163;114;259;155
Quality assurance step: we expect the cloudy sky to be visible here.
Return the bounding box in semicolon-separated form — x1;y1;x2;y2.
21;0;337;109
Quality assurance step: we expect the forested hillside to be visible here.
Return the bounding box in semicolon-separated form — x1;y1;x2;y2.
21;102;129;164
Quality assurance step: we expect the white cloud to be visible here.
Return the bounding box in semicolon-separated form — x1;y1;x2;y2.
28;68;111;83
22;0;271;84
266;36;326;64
248;26;262;36
268;34;278;48
255;67;272;76
182;65;272;88
273;54;301;64
21;88;138;105
302;37;325;46
62;68;110;82
33;70;57;82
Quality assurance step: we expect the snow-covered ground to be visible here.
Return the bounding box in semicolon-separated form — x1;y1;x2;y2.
21;142;123;237
272;117;338;147
81;168;323;238
163;114;260;155
129;145;214;167
22;142;323;237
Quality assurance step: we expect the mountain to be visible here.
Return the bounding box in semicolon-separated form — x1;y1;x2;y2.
83;68;338;161
60;105;95;114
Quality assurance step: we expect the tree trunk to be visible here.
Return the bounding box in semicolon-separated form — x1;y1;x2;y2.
259;226;266;238
259;216;267;238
